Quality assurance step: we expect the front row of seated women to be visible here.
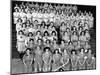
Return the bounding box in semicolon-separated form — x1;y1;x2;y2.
22;47;96;73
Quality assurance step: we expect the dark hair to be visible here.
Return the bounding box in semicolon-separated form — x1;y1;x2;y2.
51;31;56;36
28;32;33;37
44;47;50;52
18;30;24;35
71;50;76;54
44;31;49;36
80;31;85;35
36;30;41;35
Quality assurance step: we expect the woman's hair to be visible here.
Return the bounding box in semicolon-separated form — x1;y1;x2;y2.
28;32;33;37
36;30;41;35
43;31;49;36
80;31;85;35
51;31;56;36
43;47;50;52
18;30;24;35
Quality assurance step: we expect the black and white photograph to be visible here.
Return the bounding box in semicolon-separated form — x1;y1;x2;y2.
11;0;96;74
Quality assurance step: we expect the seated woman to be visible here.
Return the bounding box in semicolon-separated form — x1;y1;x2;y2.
78;26;83;36
60;40;66;51
52;49;62;72
79;31;86;48
21;23;28;35
43;31;50;43
60;22;66;35
34;46;43;72
23;48;33;73
67;41;74;51
27;39;35;50
61;49;70;71
44;39;51;48
51;39;59;52
84;41;91;50
49;31;58;42
85;29;90;42
35;31;42;42
35;39;43;48
77;48;86;70
62;31;70;43
70;50;79;71
42;47;52;72
71;31;78;48
28;23;36;34
85;49;96;70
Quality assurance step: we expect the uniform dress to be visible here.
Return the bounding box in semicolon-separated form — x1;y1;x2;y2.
78;53;86;70
13;11;20;24
23;54;33;73
71;35;78;48
61;53;70;71
86;54;96;70
52;53;62;71
34;48;43;72
79;35;86;48
42;51;52;72
17;35;26;52
71;54;78;71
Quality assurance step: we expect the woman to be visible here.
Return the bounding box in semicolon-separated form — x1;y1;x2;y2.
44;39;51;48
43;31;49;43
60;40;66;50
70;50;78;71
86;49;96;70
16;18;23;33
85;29;90;42
62;31;70;43
42;47;52;72
34;46;43;72
52;49;62;72
67;41;74;51
17;30;26;53
61;49;70;71
27;39;34;50
13;8;20;24
23;48;33;73
19;8;27;23
60;22;66;35
71;31;78;48
79;31;86;48
78;48;86;70
50;31;57;42
35;31;42;42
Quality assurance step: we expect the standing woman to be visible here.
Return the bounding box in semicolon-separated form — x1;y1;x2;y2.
61;49;70;71
86;49;96;70
52;49;62;72
13;8;20;24
23;48;33;73
34;46;43;72
42;47;52;72
70;50;78;71
17;30;26;55
78;48;86;70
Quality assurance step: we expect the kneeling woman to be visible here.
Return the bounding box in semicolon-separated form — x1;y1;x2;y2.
23;48;33;73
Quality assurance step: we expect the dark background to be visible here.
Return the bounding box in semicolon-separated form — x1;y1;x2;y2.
11;0;96;58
